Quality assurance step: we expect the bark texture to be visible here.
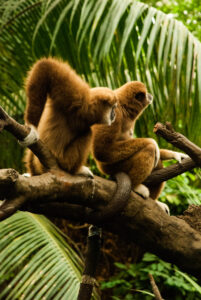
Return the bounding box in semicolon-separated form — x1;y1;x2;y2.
1;107;201;279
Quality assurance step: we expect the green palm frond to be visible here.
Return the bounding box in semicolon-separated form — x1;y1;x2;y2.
0;0;201;144
0;212;100;300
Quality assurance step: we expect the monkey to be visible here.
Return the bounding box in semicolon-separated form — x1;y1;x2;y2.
22;57;133;223
23;57;118;177
92;81;188;214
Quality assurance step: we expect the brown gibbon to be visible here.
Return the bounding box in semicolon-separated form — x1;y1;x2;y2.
92;81;188;214
24;57;118;177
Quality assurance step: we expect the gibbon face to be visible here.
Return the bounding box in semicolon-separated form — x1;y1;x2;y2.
90;87;118;125
115;81;153;119
101;102;117;125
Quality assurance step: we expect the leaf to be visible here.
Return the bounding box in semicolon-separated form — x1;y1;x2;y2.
146;11;164;64
1;0;201;144
136;7;156;61
114;262;128;270
135;289;154;297
32;0;64;52
0;212;100;300
49;1;73;54
175;270;201;294
118;1;147;64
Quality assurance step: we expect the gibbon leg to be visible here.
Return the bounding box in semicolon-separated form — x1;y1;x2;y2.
149;160;165;200
76;166;94;178
99;141;158;198
94;138;160;166
24;150;44;175
149;160;170;214
24;133;93;176
127;143;156;189
119;143;156;198
57;133;92;174
149;149;189;200
149;181;165;200
148;149;188;214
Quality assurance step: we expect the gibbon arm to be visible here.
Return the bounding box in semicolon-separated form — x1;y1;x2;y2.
25;58;117;128
56;134;92;174
25;58;90;126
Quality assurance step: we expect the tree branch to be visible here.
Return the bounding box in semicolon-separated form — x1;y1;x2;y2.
1;107;201;279
1;106;200;186
149;274;163;300
0;169;201;279
144;157;195;186
144;121;201;186
154;122;201;165
0;106;60;171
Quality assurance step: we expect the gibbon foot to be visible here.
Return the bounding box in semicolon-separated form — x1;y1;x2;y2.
156;200;170;215
148;139;160;168
76;166;94;178
134;184;150;199
160;149;189;163
22;173;31;177
172;151;189;163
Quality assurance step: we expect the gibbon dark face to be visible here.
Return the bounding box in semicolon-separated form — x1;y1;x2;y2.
134;91;153;108
112;81;153;120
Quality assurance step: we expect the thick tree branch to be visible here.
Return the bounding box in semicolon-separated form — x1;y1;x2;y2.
0;169;201;279
1;107;201;279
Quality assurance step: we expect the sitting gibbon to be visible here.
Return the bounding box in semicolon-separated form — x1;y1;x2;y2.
24;58;117;176
92;81;187;213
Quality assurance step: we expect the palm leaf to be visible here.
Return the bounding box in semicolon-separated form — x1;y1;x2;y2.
0;0;201;144
175;270;201;294
0;211;100;300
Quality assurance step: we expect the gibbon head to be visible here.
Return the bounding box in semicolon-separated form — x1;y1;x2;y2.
115;81;153;118
90;87;118;125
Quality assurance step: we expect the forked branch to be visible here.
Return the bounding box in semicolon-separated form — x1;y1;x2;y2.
1;107;201;278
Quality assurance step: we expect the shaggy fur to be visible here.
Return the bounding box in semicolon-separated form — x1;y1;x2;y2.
24;57;117;175
92;81;185;200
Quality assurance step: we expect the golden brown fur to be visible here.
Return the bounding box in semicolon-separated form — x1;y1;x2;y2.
24;58;117;175
92;81;185;201
92;82;156;195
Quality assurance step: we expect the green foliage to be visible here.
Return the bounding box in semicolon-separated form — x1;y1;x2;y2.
101;162;201;299
159;163;201;214
1;0;201;145
0;211;100;300
0;1;201;299
0;131;25;173
0;113;25;173
141;0;201;40
101;253;201;300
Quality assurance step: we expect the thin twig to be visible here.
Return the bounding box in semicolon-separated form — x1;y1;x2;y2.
149;274;164;300
0;105;59;171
